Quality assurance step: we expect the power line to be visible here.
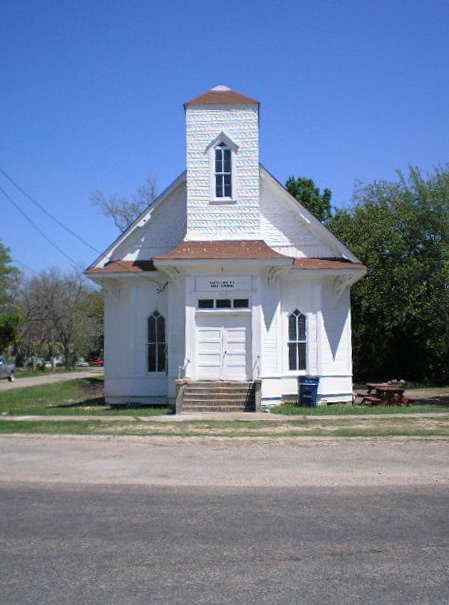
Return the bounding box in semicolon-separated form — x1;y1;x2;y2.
0;185;83;269
0;166;100;254
1;183;168;291
11;257;41;276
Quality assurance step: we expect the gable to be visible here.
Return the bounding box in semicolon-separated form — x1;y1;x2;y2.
260;167;359;261
87;173;187;269
111;177;187;262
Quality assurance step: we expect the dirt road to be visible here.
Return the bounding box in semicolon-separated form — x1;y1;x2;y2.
1;434;447;487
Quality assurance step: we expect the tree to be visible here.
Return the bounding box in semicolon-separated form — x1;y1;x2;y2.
76;287;104;361
0;242;20;313
90;174;157;232
0;313;23;352
0;241;21;354
328;165;449;381
285;176;333;223
19;269;104;369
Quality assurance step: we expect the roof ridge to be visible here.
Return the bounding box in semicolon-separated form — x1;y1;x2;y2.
184;86;259;107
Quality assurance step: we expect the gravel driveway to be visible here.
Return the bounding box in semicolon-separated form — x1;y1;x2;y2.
0;368;103;390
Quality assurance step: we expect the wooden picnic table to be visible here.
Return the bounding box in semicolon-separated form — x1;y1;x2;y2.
362;383;409;406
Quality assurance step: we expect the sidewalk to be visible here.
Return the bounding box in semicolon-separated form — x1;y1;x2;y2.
1;411;448;422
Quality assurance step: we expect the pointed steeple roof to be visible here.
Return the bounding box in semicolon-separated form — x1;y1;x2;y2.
184;85;259;107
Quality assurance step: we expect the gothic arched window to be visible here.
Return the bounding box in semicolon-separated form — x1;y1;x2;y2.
215;143;232;198
148;311;166;373
288;309;307;371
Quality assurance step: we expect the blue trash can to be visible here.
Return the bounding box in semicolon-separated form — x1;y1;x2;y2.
298;376;320;407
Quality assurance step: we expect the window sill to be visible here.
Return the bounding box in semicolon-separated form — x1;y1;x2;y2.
283;371;308;376
209;199;237;205
196;308;251;315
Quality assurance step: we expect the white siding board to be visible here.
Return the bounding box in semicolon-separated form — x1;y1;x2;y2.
260;176;337;258
111;180;187;261
103;275;170;404
319;279;352;375
260;278;281;377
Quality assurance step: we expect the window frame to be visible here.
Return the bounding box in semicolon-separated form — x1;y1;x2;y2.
287;309;307;372
147;310;167;374
214;145;232;199
206;132;238;204
197;298;250;310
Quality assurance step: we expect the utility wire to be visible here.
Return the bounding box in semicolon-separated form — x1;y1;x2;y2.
0;185;82;269
0;182;168;291
12;257;41;276
0;166;99;254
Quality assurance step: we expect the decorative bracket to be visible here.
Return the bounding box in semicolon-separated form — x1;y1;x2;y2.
102;280;120;301
267;266;288;284
334;273;359;298
159;265;180;285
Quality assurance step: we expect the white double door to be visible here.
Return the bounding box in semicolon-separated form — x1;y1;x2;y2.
196;314;251;381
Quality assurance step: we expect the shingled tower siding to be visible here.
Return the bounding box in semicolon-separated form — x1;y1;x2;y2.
185;97;260;240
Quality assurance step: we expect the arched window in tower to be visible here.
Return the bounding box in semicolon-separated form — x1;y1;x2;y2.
288;309;307;371
148;311;166;373
215;143;232;198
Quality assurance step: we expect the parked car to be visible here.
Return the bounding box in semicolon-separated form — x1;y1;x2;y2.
0;356;15;381
76;360;90;367
88;359;104;366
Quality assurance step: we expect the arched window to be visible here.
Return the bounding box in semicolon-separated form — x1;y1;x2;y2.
148;311;166;373
215;143;232;198
288;309;307;371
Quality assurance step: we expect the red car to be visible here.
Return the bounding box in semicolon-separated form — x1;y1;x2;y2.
88;359;104;366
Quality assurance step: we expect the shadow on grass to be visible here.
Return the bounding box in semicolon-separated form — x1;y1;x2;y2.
54;398;173;415
110;403;174;414
410;395;449;408
54;397;107;409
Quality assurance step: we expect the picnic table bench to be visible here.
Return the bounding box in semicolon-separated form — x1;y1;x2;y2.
361;383;409;406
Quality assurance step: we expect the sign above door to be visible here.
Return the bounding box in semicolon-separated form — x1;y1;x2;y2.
195;276;252;292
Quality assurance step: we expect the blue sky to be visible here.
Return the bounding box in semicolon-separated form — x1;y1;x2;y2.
1;0;448;274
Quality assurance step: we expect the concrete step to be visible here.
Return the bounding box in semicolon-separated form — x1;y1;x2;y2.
182;405;254;413
180;380;257;413
185;387;252;394
183;392;253;401
188;381;251;387
185;383;253;389
183;400;255;407
186;385;252;391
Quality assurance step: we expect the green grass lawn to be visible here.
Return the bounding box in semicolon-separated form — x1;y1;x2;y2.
270;402;449;415
1;378;448;419
0;378;170;416
0;415;448;438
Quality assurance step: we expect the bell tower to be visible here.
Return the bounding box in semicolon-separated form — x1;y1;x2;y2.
184;85;260;241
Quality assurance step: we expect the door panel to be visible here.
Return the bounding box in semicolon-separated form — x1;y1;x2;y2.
196;315;251;380
196;327;222;379
223;327;248;380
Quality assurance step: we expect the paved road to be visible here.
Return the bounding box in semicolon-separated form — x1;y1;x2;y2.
0;482;447;605
1;436;448;604
0;368;103;390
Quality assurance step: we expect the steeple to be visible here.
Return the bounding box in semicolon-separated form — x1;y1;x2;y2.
184;86;260;241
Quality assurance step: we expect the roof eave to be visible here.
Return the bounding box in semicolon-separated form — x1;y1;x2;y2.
291;266;367;275
154;257;293;268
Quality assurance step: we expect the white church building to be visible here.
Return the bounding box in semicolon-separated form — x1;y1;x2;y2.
86;85;366;410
